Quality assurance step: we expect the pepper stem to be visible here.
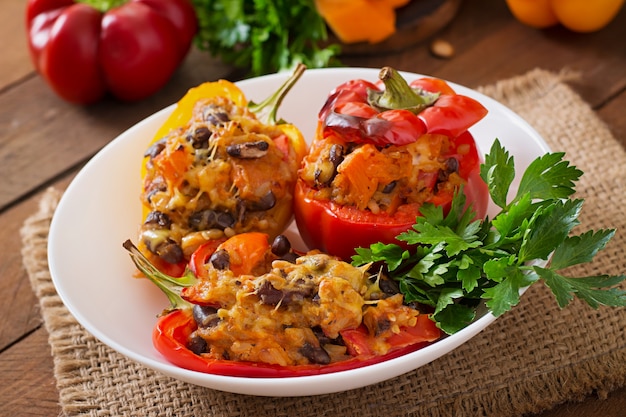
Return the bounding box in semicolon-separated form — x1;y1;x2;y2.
368;67;439;113
248;63;307;125
76;0;127;13
123;240;195;313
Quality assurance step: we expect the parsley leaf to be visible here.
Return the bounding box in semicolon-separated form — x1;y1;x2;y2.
352;139;626;335
549;229;615;269
480;139;514;208
518;199;582;263
535;268;626;309
515;151;582;202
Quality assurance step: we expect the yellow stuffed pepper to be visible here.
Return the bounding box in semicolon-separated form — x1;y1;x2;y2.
139;65;307;271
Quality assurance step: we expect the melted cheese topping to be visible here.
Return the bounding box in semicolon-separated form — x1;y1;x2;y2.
140;96;299;259
188;254;422;366
299;132;465;213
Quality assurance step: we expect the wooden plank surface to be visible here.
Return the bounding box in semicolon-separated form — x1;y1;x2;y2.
1;0;625;415
0;0;33;89
0;52;235;212
0;327;61;416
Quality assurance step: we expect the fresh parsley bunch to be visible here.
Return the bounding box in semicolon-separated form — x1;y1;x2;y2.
353;139;626;334
192;0;341;77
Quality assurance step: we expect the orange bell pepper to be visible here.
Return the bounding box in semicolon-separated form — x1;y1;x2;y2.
506;0;624;32
315;0;410;44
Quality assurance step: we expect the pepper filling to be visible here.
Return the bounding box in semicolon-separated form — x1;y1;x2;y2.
140;96;299;264
183;235;433;367
299;131;467;214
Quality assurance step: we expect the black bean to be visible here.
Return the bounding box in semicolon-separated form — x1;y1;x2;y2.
192;305;220;328
226;141;269;158
280;251;299;264
437;168;449;183
271;235;291;256
374;318;392;336
379;278;400;295
205;111;230;126
143;137;167;159
311;326;344;346
299;342;331;365
446;157;459;174
144;183;167;204
257;280;284;305
187;335;208;354
209;249;230;270
216;212;236;228
156;240;184;264
188;209;235;231
329;144;344;167
144;211;172;228
246;191;276;211
382;181;397;194
189;126;212;149
281;286;315;304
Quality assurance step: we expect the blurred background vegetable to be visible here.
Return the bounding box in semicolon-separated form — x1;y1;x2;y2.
314;0;409;44
26;0;197;104
191;0;341;77
191;0;464;77
505;0;625;32
27;0;464;103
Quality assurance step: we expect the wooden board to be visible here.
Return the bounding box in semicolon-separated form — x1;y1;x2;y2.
337;0;463;55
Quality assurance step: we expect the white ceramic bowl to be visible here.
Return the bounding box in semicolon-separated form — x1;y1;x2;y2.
48;68;550;397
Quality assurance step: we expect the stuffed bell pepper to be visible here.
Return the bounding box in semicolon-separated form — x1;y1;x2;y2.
123;232;440;376
139;65;307;275
294;67;489;260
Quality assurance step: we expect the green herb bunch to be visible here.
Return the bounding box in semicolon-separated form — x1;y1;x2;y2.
192;0;341;77
353;139;626;335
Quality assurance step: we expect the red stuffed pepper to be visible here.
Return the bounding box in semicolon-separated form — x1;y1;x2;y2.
26;0;197;103
123;232;441;377
294;67;489;260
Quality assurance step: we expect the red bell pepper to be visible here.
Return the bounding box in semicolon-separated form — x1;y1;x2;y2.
294;67;489;261
26;0;197;104
318;67;488;146
153;308;440;377
123;232;442;378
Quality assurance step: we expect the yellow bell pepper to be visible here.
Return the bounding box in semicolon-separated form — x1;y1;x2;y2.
152;81;247;144
138;65;308;262
143;66;307;179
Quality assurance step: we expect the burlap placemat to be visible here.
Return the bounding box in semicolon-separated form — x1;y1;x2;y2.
21;68;626;417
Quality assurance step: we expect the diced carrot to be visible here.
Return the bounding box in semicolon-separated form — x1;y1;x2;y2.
217;232;271;276
337;144;401;210
153;147;193;189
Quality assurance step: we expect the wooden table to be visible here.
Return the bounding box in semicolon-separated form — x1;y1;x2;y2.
1;0;624;415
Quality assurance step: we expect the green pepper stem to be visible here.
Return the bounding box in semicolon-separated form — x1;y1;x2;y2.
122;240;195;313
368;67;439;113
248;63;306;125
76;0;127;12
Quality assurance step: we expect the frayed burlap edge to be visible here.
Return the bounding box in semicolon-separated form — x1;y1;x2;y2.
20;68;626;417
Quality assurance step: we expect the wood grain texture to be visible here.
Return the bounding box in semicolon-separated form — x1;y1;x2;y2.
0;327;61;417
0;0;33;90
337;0;464;55
1;0;624;415
0;190;43;351
598;87;626;149
0;50;233;211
